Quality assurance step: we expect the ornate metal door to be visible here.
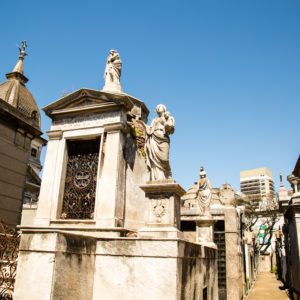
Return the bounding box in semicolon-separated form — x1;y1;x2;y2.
61;140;100;219
214;221;227;300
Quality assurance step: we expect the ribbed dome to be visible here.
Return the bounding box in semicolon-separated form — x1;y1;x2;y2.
0;43;41;129
0;78;40;128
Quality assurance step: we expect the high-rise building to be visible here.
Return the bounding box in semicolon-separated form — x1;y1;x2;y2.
240;167;275;204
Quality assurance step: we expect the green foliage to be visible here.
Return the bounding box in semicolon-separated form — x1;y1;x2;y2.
271;266;277;274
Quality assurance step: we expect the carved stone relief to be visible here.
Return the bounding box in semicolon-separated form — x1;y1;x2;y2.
151;199;168;223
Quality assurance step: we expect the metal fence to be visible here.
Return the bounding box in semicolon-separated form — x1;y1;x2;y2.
0;222;20;299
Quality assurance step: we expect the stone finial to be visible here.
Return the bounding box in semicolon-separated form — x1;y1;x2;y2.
13;41;28;74
102;49;123;93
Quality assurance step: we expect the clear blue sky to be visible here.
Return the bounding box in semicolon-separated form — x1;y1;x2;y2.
1;0;299;190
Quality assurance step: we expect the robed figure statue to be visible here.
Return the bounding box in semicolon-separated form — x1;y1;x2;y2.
196;167;212;216
103;49;122;92
144;104;175;181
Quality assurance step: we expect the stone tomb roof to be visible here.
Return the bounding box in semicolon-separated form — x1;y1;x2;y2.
43;88;149;122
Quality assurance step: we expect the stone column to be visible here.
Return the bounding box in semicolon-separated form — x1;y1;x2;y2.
95;127;126;227
138;181;185;239
34;130;63;226
224;206;243;300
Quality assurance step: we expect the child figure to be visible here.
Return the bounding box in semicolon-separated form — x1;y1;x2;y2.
164;111;175;134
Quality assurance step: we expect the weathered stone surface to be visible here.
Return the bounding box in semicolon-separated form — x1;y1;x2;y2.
139;181;185;239
0;121;34;226
14;232;218;300
224;207;244;300
196;216;216;248
15;54;218;300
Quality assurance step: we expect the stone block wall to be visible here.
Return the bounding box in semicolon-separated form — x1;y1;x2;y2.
0;119;32;226
258;255;271;273
14;231;218;300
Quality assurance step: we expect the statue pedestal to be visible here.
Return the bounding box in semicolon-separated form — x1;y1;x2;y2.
138;181;185;239
196;215;217;248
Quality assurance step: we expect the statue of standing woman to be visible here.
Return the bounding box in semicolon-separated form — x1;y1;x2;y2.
144;104;175;181
196;167;212;216
103;49;122;92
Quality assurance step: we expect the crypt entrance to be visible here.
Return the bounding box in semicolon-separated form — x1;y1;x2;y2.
61;139;101;220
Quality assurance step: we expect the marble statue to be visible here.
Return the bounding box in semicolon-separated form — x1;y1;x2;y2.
144;104;175;181
103;49;122;92
196;167;212;216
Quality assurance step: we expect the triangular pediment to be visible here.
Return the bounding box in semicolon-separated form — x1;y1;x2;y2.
67;97;110;108
43;88;134;118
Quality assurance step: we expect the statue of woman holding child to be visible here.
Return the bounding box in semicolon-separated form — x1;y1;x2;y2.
144;104;175;181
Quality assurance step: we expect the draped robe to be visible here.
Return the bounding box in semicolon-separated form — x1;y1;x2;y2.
196;178;212;215
145;117;173;181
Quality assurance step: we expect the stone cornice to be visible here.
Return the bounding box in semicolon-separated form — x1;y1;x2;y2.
140;181;186;197
43;88;144;118
0;98;42;137
46;130;63;140
104;122;129;134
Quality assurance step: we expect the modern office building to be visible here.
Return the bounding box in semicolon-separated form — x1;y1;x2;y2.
240;167;275;204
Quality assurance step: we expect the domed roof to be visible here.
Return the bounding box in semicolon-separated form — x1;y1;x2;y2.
0;42;41;129
0;78;40;128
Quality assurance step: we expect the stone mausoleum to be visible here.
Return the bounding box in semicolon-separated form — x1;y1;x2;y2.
181;172;249;300
0;42;45;227
14;50;218;300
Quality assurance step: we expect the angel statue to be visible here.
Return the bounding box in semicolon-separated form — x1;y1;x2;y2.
143;104;175;181
103;49;122;92
196;167;212;216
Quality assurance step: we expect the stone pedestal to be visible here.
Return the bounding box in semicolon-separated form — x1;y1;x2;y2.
138;181;185;239
196;215;216;248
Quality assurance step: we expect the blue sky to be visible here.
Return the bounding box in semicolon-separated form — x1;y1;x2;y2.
1;0;299;190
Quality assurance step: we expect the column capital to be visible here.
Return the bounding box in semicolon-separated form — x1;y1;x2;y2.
47;130;63;140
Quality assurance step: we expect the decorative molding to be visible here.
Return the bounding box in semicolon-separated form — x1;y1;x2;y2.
140;181;186;197
51;111;122;131
152;199;168;223
47;130;63;140
104;122;128;133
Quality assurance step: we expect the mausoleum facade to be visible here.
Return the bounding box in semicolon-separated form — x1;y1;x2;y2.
14;50;218;300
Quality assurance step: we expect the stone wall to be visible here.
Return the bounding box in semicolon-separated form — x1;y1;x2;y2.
52;234;96;300
0;118;32;227
14;231;218;300
284;198;300;297
20;206;37;226
224;207;244;300
258;255;271;273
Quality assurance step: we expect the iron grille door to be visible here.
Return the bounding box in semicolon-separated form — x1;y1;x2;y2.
61;139;100;219
214;221;227;300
